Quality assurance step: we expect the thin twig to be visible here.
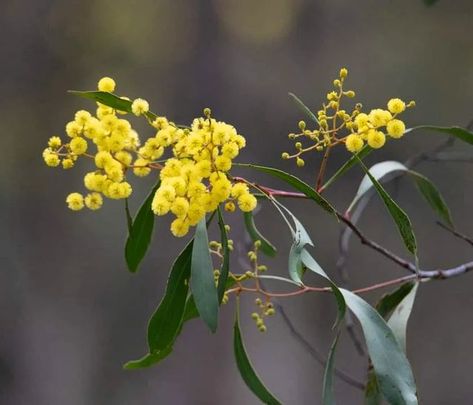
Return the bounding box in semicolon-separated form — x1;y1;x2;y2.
436;221;473;247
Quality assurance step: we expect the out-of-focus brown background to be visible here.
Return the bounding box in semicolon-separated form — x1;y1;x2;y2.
1;0;472;404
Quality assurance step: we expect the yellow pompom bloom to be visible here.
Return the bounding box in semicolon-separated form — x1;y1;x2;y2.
131;98;149;116
85;192;103;210
43;150;60;167
152;195;172;215
224;201;236;212
66;192;84;211
386;119;406;139
115;151;133;166
368;109;392;127
354;113;369;128
345;134;364;153
187;203;206;225
367;130;386;149
48;136;62;149
95;151;113;168
75;110;92;126
171;197;190;217
237;193;257;212
62;158;74;169
66;121;82;138
156;185;176;202
222;142;239;159
170;217;190;237
70;137;88;155
133;158;151;177
387;98;406;114
231;182;249;198
104;161;124;182
98;77;116;92
215;155;232;171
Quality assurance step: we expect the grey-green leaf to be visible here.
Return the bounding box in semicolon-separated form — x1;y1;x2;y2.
288;92;319;124
376;282;416;319
356;158;417;255
322;333;340;405
243;211;277;257
234;311;282;405
406;125;473;145
125;182;160;273
191;218;219;332
341;289;418;405
387;283;419;353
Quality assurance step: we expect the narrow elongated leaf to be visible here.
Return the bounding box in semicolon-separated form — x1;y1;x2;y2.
125;199;133;233
243;212;277;257
125;182;160;273
234;310;282;405
320;145;373;192
347;161;407;214
288;216;314;284
147;241;193;352
356;158;417;255
406;125;473;145
191;218;219;332
288;92;319;124
364;282;418;404
410;172;453;227
341;289;418;405
238;163;335;215
387;283;419;353
69;90;158;120
322;333;340;405
217;208;230;303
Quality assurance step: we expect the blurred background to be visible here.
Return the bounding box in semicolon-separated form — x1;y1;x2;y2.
1;0;473;403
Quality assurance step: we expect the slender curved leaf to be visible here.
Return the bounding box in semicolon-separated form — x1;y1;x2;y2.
147;241;193;352
234;310;282;405
238;163;335;215
288;92;319;124
364;367;382;405
125;182;160;273
191;218;219;332
387;283;419;353
217;208;230;303
376;282;416;319
341;289;418;405
356;158;417;255
320;145;373;192
410;172;453;227
406;125;473;145
243;212;277;257
322;332;340;405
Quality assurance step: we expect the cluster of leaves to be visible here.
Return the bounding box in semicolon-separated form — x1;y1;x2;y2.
61;87;473;404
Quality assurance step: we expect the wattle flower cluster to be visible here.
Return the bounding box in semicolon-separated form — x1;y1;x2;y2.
42;77;258;237
283;68;415;166
151;112;257;237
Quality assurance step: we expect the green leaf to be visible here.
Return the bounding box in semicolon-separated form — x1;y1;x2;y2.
243;212;277;257
406;125;473;145
147;241;193;353
364;368;382;405
322;332;340;405
320;145;372;192
123;346;173;370
124;182;160;273
191;218;219;332
69;90;157;120
234;309;282;405
217;208;230;303
238;163;335;215
387;283;419;353
356;158;417;255
376;282;416;319
125;199;133;234
340;289;418;405
410;171;453;227
288;92;319;124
